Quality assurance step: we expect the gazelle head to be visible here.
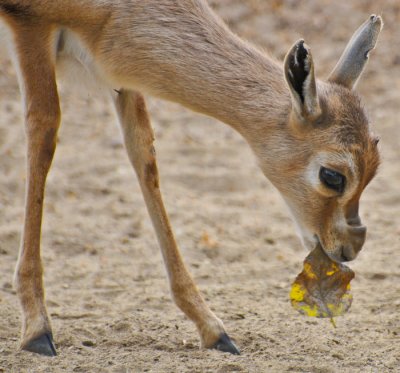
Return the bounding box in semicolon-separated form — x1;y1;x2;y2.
257;15;382;263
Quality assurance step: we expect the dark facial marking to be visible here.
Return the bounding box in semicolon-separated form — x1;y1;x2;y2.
0;3;32;18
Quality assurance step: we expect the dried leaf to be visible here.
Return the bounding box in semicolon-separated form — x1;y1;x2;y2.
200;231;218;249
290;244;355;324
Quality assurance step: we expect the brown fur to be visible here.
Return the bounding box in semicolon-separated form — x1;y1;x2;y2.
0;0;382;354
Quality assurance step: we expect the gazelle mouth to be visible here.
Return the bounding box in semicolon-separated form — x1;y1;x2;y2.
314;235;348;264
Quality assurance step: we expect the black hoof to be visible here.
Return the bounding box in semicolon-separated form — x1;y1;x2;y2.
211;332;240;355
23;333;57;356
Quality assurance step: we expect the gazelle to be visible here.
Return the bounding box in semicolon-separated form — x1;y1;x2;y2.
0;0;382;356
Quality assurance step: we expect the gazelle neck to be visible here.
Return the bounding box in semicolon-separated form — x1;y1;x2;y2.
175;37;291;136
156;28;290;138
104;2;291;140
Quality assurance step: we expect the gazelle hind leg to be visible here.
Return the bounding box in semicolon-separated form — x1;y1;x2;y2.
113;89;239;354
11;22;60;356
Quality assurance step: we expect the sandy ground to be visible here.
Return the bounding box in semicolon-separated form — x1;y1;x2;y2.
0;1;399;372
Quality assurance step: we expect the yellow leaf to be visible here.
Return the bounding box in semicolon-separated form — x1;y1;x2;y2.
290;244;354;324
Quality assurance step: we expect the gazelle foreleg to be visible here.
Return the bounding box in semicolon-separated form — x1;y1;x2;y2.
11;22;60;356
113;89;239;354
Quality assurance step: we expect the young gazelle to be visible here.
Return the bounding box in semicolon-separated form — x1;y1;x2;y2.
0;1;382;356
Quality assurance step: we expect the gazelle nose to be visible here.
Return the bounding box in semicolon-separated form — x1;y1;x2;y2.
336;225;367;262
349;225;367;253
347;215;362;226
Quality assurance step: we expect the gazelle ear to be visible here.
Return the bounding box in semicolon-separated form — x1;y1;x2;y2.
284;40;321;123
328;15;383;89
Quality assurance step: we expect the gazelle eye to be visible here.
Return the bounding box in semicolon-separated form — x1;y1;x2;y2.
319;167;346;193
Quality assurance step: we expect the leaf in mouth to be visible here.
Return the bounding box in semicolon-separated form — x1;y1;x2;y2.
290;244;355;326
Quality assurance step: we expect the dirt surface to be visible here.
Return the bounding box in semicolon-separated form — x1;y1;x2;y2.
0;1;399;372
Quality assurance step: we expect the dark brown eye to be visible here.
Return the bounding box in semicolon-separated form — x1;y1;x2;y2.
319;167;346;193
